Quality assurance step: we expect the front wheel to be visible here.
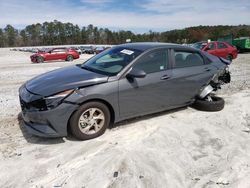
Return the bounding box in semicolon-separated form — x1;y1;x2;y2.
36;56;44;63
69;102;110;140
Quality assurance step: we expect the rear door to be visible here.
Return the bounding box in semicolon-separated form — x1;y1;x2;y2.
56;49;67;60
169;49;216;106
216;42;228;58
50;49;67;60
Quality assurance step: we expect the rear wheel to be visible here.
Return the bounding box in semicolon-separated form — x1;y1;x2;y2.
69;102;110;140
36;56;44;63
66;55;74;61
192;95;225;112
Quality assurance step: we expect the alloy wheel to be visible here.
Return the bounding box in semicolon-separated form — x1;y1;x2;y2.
78;108;105;135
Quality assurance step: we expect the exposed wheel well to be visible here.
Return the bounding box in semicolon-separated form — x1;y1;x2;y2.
67;99;115;135
228;53;233;58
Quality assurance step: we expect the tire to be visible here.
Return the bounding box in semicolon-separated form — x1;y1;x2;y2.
69;101;110;140
36;56;44;63
227;54;233;62
66;55;74;61
192;96;225;112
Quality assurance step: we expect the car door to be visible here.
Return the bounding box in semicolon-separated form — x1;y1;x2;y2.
47;49;60;60
55;49;67;60
45;50;55;61
118;48;172;118
48;49;66;60
169;49;216;106
204;42;217;56
216;42;228;58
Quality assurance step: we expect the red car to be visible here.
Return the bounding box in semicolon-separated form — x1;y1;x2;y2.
192;41;238;61
30;48;80;63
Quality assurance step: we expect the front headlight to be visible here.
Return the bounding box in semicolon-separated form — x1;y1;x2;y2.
44;89;74;109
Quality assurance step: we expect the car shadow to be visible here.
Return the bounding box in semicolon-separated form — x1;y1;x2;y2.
17;106;188;144
17;112;65;145
238;50;250;54
111;106;187;129
31;60;71;64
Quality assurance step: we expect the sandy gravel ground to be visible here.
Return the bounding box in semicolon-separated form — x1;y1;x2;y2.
0;48;250;188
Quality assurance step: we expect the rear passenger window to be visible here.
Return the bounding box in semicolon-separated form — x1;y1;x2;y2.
133;49;168;74
52;49;66;53
218;42;228;49
174;51;204;68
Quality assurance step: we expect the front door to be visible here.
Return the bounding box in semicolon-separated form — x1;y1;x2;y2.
205;42;217;56
118;49;172;118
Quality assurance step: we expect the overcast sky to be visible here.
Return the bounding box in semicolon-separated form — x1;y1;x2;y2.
0;0;250;33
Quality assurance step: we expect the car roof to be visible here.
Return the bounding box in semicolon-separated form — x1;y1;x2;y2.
117;42;192;51
195;41;228;44
52;47;67;50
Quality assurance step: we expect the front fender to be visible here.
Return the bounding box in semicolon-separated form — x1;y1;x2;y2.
64;81;119;122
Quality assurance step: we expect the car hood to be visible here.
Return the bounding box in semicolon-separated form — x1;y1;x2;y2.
25;65;109;96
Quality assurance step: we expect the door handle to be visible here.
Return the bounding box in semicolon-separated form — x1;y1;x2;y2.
161;75;170;80
204;67;211;72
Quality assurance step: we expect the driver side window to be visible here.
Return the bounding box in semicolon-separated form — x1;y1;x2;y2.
208;43;216;50
133;49;168;74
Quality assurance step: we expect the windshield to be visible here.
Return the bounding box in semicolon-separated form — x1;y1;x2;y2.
81;47;142;76
192;42;207;50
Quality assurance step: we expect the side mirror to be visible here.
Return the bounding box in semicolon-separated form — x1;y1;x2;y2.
126;68;146;79
205;47;210;51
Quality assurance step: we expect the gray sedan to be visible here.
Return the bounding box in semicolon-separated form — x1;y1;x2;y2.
19;42;231;140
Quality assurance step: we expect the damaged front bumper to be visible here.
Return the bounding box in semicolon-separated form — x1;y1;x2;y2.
19;86;78;137
21;102;77;137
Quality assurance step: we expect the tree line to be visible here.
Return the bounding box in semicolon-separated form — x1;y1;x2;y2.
0;20;250;47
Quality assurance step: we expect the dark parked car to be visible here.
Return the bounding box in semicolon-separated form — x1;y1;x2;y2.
30;48;80;63
192;41;238;61
94;46;106;54
80;46;95;54
69;47;82;55
19;43;231;140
